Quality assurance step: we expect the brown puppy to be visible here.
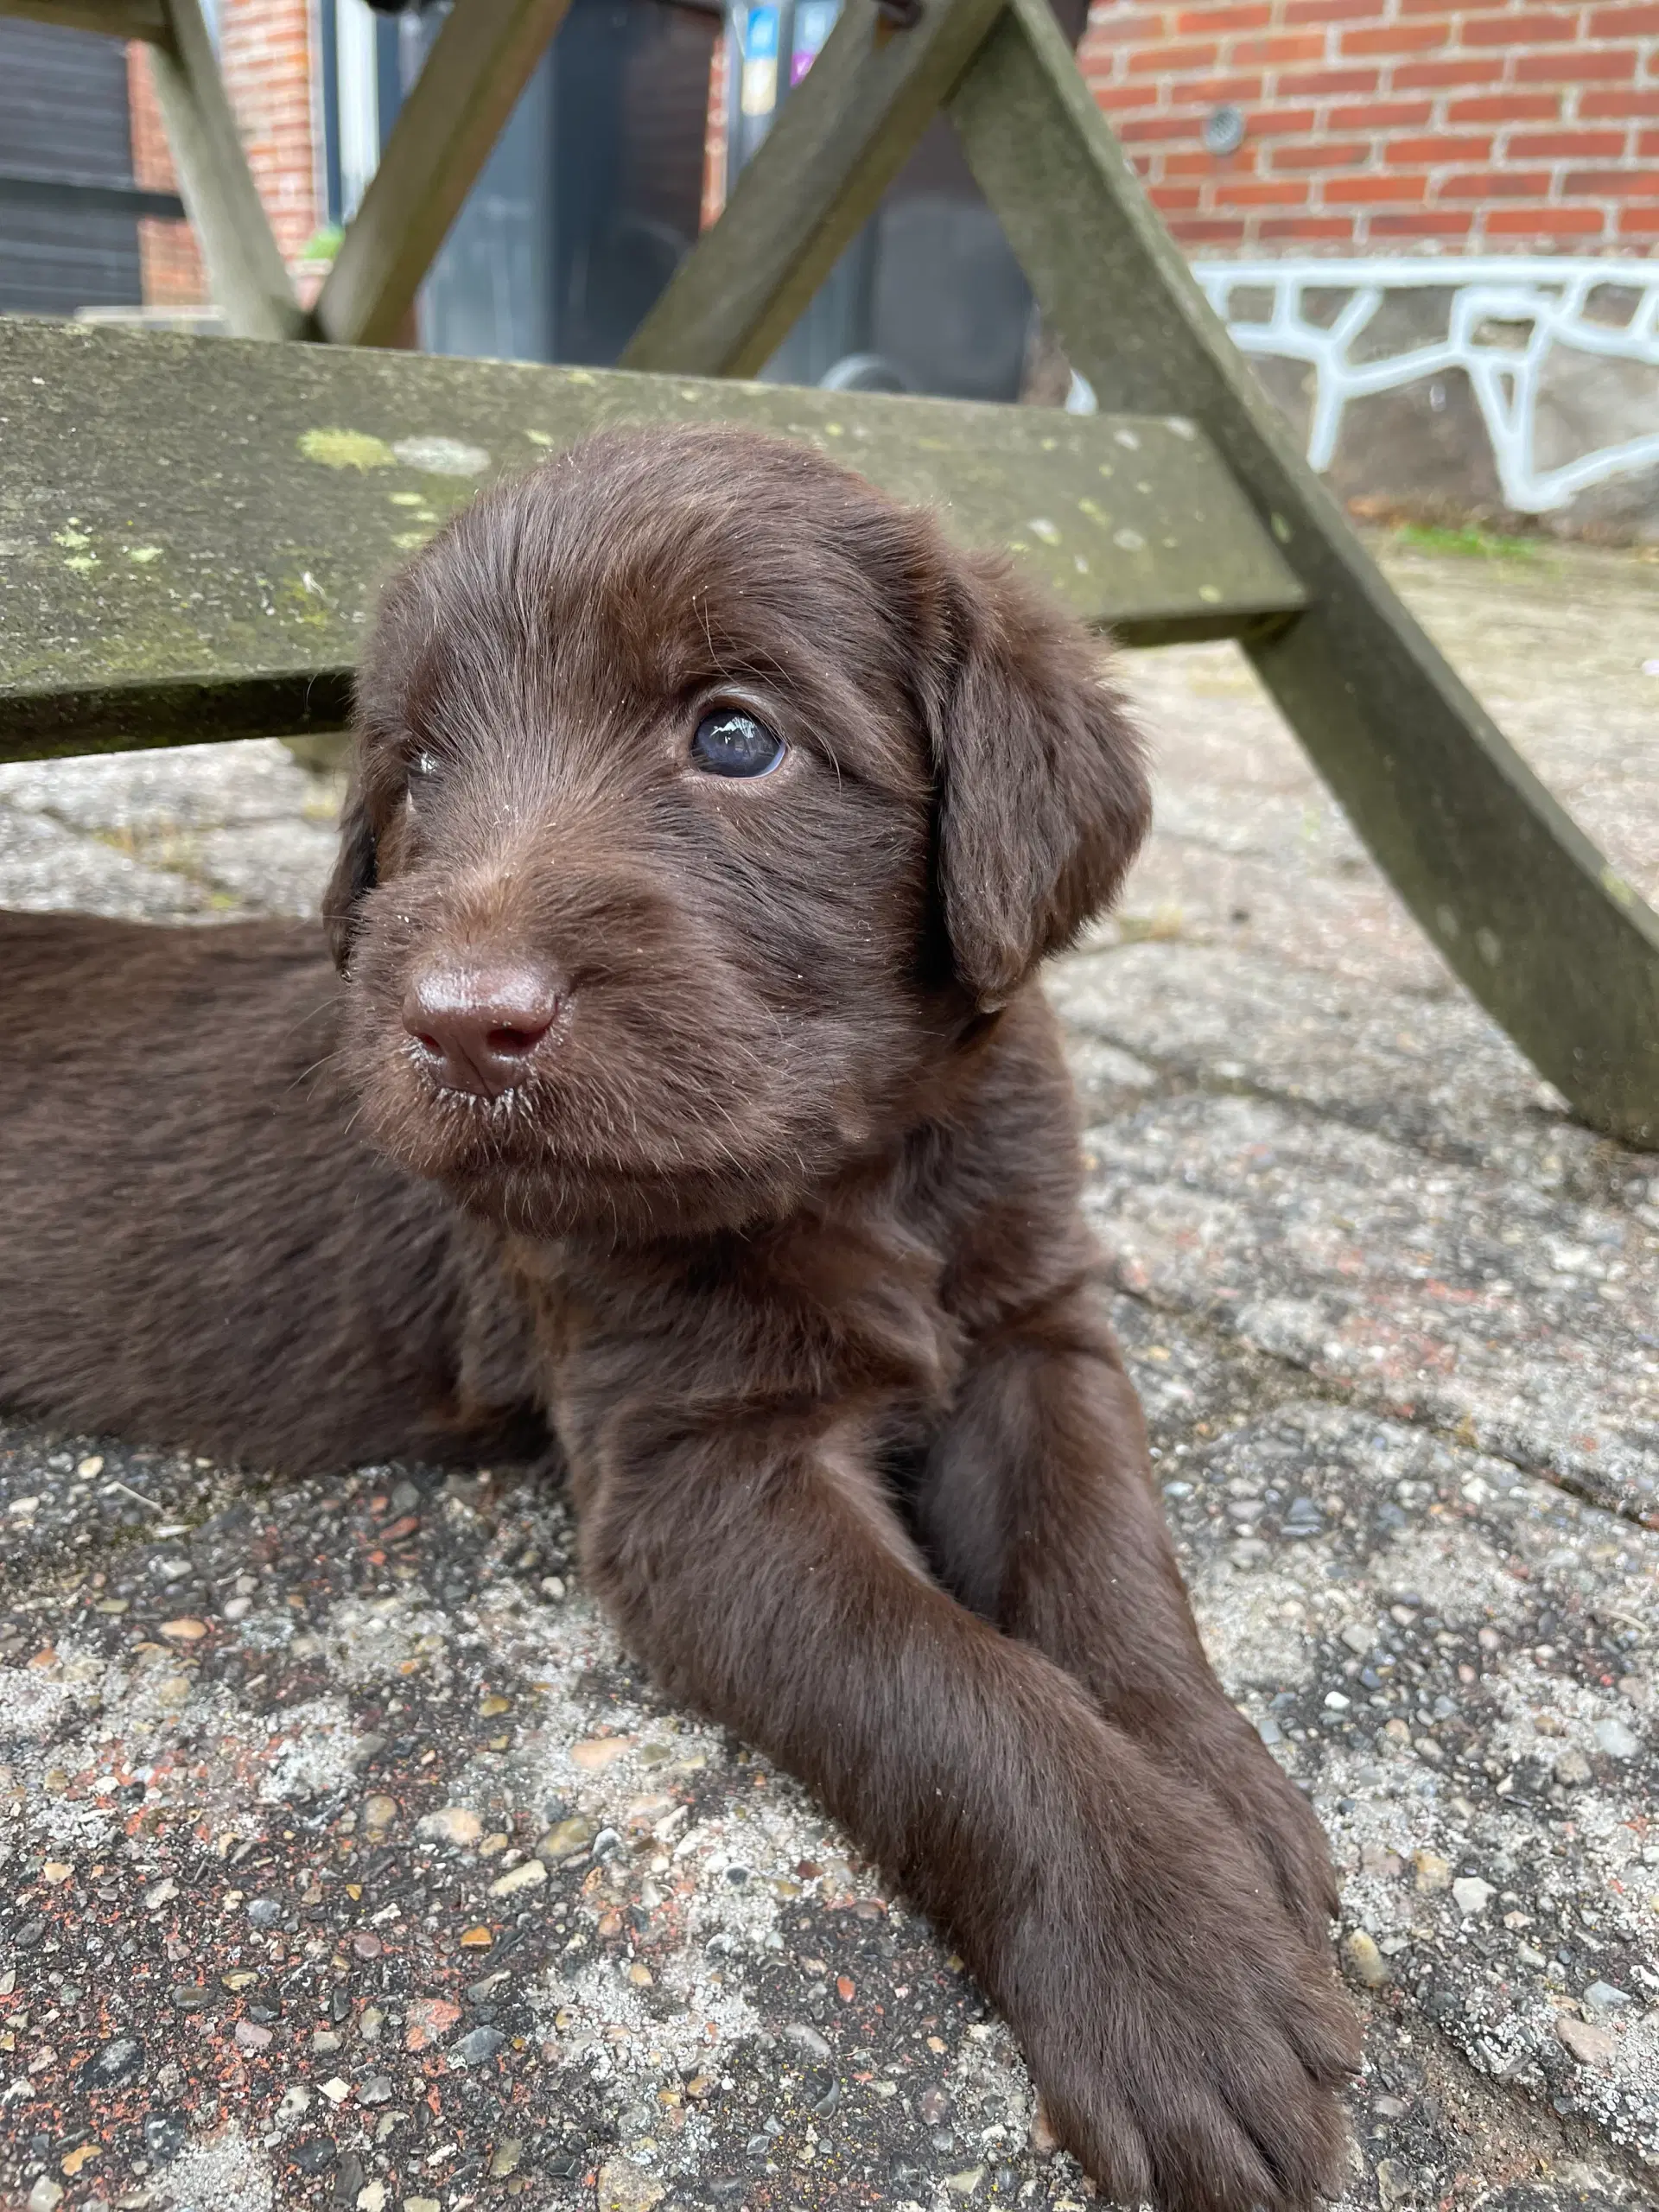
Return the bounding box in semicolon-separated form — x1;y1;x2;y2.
0;427;1357;2210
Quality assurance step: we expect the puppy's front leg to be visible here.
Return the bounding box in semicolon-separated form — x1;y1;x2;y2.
914;1278;1344;1949
577;1410;1356;2212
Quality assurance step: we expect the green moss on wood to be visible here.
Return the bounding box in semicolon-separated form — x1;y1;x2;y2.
0;319;1303;760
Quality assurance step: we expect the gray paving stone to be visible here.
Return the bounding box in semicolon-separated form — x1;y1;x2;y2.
195;818;338;918
0;739;320;835
1168;1395;1658;2166
1048;939;1564;1164
0;807;205;920
1079;1085;1658;1522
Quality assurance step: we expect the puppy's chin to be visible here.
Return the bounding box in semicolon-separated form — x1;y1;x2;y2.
346;1039;839;1243
444;1154;806;1243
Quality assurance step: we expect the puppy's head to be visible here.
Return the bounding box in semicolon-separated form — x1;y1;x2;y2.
327;426;1147;1238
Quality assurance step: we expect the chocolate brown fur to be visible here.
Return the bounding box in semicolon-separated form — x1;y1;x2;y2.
0;913;542;1470
0;427;1357;2209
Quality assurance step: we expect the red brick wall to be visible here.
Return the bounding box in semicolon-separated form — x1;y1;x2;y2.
129;41;203;304
127;0;321;309
220;0;321;264
1078;0;1659;252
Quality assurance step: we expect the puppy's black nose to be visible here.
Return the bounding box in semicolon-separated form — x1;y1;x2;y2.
403;963;562;1097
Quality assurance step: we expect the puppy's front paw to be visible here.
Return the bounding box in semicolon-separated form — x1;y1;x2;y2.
1183;1703;1341;1949
1002;1764;1359;2212
1115;1686;1342;1949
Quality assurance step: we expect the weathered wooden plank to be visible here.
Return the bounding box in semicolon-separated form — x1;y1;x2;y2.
621;0;1007;379
0;319;1301;759
0;0;166;36
311;0;575;349
148;0;304;340
949;0;1659;1146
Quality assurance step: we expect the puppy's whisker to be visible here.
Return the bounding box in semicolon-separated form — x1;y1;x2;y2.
289;1046;348;1091
279;995;347;1047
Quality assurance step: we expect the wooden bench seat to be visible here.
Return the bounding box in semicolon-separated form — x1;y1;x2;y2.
0;319;1305;764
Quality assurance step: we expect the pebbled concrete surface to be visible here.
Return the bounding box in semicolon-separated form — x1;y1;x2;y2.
2;536;1657;2212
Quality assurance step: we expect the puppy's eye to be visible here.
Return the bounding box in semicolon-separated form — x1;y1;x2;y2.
410;749;437;781
691;709;785;779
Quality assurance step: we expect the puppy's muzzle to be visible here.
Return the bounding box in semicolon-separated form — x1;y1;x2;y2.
402;961;563;1099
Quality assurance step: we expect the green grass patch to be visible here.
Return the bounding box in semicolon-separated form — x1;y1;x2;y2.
1389;521;1541;563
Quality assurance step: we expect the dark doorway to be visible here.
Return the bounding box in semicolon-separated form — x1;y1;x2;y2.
415;0;719;366
0;16;146;317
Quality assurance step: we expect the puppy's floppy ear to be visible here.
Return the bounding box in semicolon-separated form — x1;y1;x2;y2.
322;779;377;976
923;551;1151;1010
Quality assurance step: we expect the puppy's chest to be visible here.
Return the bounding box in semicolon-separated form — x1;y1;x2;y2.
500;1228;965;1456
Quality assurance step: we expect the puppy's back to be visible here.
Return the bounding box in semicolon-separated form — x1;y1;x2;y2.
0;912;543;1472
